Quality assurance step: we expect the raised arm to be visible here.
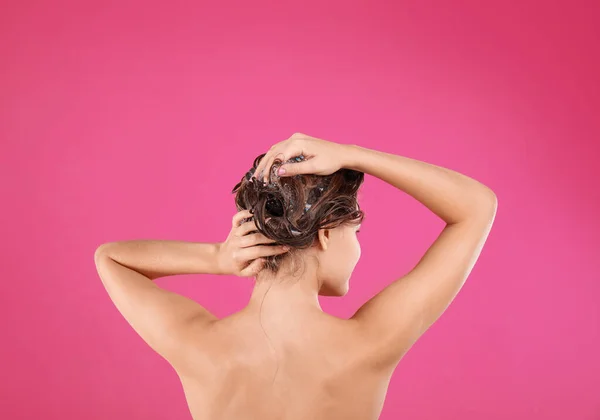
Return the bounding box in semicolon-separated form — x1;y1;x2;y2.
345;145;497;365
251;133;496;365
93;210;289;371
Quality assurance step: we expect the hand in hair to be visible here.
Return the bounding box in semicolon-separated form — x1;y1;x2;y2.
253;133;353;183
216;209;290;277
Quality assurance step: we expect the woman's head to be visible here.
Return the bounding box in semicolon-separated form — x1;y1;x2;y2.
231;153;365;296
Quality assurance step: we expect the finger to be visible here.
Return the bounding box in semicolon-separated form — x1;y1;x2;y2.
237;215;275;236
277;159;315;177
243;244;290;260
254;151;272;183
239;258;266;278
264;149;291;183
239;233;277;247
237;218;260;236
261;151;281;183
232;209;253;228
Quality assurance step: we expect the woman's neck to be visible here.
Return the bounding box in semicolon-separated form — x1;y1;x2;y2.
246;263;323;317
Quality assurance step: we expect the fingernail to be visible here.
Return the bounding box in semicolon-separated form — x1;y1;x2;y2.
282;245;290;250
278;167;286;175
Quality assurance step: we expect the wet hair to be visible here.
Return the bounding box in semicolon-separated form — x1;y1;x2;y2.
231;153;365;274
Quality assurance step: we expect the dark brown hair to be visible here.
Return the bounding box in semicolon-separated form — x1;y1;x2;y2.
231;153;365;273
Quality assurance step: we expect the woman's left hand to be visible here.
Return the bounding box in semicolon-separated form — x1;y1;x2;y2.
216;210;289;277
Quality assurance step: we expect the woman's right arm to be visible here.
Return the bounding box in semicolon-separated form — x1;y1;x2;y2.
344;144;497;365
345;144;497;224
255;133;497;365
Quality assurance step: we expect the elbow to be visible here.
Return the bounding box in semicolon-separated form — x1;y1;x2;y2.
94;246;107;265
94;243;116;262
484;187;498;209
476;187;498;219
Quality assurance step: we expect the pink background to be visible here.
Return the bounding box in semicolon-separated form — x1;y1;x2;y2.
1;0;598;419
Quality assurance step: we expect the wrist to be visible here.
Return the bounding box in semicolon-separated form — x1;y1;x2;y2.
213;242;228;275
341;144;364;171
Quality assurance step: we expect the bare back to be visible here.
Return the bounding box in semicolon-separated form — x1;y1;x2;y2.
95;205;496;419
94;140;498;419
176;310;393;420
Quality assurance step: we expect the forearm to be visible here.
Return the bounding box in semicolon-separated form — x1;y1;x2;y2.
344;145;497;224
94;240;223;280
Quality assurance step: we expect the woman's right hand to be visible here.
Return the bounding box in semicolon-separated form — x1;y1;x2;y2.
253;133;353;183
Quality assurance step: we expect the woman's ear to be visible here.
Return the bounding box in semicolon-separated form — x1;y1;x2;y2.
317;228;330;251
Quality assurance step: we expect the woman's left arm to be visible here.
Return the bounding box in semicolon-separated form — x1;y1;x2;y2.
93;240;223;371
95;240;224;280
93;210;289;371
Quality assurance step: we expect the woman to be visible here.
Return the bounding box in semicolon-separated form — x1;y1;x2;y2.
94;133;497;420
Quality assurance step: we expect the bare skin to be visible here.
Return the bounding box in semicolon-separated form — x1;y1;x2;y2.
95;133;497;420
